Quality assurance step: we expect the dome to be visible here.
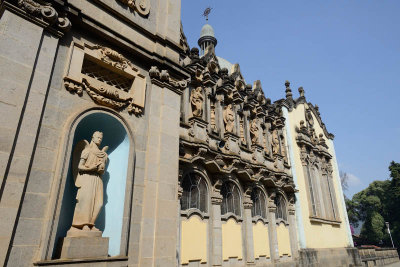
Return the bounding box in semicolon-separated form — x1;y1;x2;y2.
200;24;215;38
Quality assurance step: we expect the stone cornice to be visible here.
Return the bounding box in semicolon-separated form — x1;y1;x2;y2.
149;66;188;95
179;140;295;192
2;0;71;37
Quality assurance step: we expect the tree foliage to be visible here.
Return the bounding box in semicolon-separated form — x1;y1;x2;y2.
346;161;400;247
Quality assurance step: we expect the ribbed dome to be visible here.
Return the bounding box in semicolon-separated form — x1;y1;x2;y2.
200;24;215;38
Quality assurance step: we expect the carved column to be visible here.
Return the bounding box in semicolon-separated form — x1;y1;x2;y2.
267;192;279;262
244;110;251;149
287;195;299;259
234;104;240;136
181;87;189;124
206;89;212;132
216;94;224;139
176;174;184;265
243;188;255;265
211;180;223;266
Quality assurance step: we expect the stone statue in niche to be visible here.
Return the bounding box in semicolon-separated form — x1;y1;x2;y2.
272;129;280;155
223;104;235;133
68;131;108;237
250;119;259;145
190;87;204;117
263;132;269;155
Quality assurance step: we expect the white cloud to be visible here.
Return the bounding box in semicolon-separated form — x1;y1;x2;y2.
346;173;362;187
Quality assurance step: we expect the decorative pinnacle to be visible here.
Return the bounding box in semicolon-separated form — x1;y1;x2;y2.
285;80;292;99
298;87;305;97
203;7;212;21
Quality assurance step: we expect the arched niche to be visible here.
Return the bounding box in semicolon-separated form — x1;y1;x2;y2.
53;111;132;258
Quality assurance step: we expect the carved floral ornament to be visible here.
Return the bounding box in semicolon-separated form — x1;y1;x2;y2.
17;0;71;32
64;43;146;115
296;107;332;168
117;0;150;16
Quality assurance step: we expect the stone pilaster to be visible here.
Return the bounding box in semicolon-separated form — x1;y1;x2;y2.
267;196;279;262
216;94;224;139
243;190;255;265
139;69;186;266
0;4;63;264
211;180;223;266
288;197;299;259
244;110;251;149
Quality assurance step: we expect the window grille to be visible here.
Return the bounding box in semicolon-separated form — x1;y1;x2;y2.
275;194;287;221
81;58;133;92
251;188;267;219
181;173;208;213
221;182;241;217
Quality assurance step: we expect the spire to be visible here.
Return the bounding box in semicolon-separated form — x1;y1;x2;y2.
198;7;217;56
285;80;292;99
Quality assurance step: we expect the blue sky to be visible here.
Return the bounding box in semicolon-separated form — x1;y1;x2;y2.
181;1;400;198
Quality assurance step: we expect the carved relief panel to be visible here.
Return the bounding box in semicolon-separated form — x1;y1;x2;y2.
64;43;146;115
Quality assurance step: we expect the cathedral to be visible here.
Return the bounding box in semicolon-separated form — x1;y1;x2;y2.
1;0;397;266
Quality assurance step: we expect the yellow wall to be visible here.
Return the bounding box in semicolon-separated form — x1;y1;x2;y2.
277;222;291;257
180;215;208;264
288;104;351;248
252;221;270;259
222;218;243;261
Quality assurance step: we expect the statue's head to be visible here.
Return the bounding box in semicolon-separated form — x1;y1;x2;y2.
92;131;103;146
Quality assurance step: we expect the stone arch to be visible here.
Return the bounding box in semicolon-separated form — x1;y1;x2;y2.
43;107;135;259
180;166;212;218
220;176;244;221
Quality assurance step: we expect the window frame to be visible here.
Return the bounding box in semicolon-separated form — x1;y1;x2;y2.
220;181;243;221
251;187;268;224
180;171;210;219
275;193;288;225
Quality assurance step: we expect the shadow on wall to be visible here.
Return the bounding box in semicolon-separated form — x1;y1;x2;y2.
53;112;130;258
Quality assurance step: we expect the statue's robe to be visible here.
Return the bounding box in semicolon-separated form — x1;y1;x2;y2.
72;142;108;228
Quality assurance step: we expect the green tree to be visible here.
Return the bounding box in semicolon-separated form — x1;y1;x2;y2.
348;161;400;247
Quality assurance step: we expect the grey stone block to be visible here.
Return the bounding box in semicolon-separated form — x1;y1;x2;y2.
13;218;42;246
60;236;109;259
26;168;53;194
6;245;36;267
19;192;48;219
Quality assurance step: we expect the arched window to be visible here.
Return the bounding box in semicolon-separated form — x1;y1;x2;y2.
181;172;208;213
221;182;241;217
306;165;317;216
251;188;267;219
275;194;287;221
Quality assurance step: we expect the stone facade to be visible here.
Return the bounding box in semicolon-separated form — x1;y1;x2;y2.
0;0;396;267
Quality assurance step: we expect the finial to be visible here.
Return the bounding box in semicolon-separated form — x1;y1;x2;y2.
203;7;212;21
285;80;292;99
298;87;304;97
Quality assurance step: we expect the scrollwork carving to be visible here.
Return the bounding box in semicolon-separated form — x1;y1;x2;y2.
117;0;150;16
18;0;71;32
95;46;133;70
